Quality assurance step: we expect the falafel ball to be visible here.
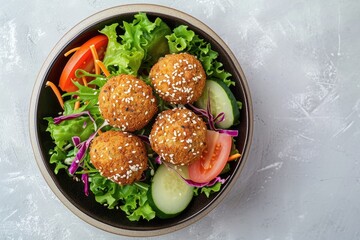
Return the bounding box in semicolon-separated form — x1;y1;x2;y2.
149;53;206;104
99;74;157;131
90;130;148;185
149;108;207;165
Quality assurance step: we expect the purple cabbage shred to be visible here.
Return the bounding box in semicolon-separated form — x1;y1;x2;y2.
81;173;89;196
155;156;162;164
54;111;97;131
183;176;229;188
187;103;238;137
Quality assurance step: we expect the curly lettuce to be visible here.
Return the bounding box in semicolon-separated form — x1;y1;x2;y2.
48;146;68;174
45;116;95;149
90;173;155;221
100;13;171;75
166;25;235;87
100;23;143;75
44;75;107;150
121;13;171;67
193;182;222;197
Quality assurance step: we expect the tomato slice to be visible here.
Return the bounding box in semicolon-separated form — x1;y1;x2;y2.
188;130;232;183
59;35;108;92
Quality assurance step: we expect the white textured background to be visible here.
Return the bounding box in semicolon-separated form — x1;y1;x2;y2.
1;0;360;239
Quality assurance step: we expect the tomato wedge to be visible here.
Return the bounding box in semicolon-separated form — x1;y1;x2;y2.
59;35;108;92
188;130;232;183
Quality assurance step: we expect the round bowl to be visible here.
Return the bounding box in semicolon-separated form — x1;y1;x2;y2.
29;4;253;237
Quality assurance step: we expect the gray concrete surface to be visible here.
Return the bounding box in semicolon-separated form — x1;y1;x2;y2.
1;0;359;239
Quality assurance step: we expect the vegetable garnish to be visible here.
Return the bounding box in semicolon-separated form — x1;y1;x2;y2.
155;156;162;165
64;47;80;57
81;173;89;196
90;44;100;75
148;164;193;219
187;102;221;130
82;76;88;87
187;101;239;137
206;95;220;131
72;136;81;146
59;35;108;92
188;130;232;183
184;176;229;188
95;60;110;77
45;81;64;109
69;134;92;174
68;119;108;175
74;99;80;110
218;129;238;137
53;111;97;131
228;153;241;161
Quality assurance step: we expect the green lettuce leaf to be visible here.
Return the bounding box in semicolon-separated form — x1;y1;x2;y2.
49;146;68;174
62;80;104;121
100;13;171;76
45;116;95;149
126;202;155;221
201;182;222;197
100;23;143;75
166;25;235;87
193;182;223;197
121;12;171;67
89;173;156;221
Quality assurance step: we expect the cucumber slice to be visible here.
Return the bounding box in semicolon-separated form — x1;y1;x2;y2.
196;79;240;129
148;165;193;219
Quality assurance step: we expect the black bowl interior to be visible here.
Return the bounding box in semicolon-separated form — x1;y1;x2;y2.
34;7;251;234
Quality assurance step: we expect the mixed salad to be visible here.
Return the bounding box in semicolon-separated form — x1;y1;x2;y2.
45;13;242;221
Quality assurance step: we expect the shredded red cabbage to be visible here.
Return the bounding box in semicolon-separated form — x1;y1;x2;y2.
81;173;89;196
155;156;162;164
205;96;216;130
68;160;79;175
68;121;109;196
218;129;238;137
139;172;147;182
183;176;229;188
214;112;225;124
72;136;81;146
54;111;97;131
69;133;95;175
68;121;108;175
187;103;238;137
187;103;207;117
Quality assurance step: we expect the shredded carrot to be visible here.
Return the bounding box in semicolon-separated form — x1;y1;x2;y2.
46;81;64;109
97;129;102;135
74;101;80;110
95;60;110;77
228;153;241;161
90;44;100;75
64;47;80;57
82;76;88;87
